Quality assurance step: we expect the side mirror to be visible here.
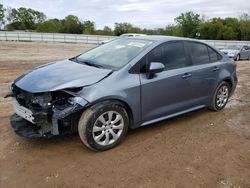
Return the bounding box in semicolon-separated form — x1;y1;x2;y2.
147;62;165;79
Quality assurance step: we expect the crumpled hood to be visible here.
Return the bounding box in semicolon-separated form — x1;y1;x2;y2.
14;59;112;93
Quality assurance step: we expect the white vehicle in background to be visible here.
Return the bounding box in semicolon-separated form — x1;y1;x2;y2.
101;33;147;44
120;33;147;37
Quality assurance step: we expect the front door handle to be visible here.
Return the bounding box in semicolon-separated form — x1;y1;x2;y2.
213;66;220;71
182;73;192;79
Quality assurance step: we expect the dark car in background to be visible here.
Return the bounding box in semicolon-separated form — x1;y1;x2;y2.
6;36;237;151
221;45;250;61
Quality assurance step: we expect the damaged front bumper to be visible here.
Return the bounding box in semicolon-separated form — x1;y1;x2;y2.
7;85;88;138
10;114;44;138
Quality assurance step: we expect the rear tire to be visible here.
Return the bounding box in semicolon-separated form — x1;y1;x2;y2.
78;101;129;151
209;81;231;111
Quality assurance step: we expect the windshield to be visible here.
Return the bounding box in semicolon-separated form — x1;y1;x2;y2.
227;45;241;50
75;38;153;70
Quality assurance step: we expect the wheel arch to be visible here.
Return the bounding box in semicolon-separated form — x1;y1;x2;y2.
211;77;233;101
88;97;135;128
209;76;233;105
222;78;233;91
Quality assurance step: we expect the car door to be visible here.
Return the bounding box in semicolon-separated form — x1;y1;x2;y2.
240;46;249;59
140;41;195;124
244;46;250;59
185;42;222;105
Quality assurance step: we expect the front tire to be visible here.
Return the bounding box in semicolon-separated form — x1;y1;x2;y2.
209;81;231;111
78;101;129;151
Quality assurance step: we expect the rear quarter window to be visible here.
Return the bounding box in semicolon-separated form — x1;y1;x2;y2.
187;42;222;65
208;47;222;63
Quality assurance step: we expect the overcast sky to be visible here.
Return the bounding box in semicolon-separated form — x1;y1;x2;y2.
1;0;250;29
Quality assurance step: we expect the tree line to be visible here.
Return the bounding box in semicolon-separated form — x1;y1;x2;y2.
0;4;250;40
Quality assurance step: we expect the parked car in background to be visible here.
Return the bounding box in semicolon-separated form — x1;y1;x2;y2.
6;36;237;151
220;45;250;61
120;33;147;37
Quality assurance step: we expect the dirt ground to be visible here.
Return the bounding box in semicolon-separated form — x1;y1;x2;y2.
0;41;250;188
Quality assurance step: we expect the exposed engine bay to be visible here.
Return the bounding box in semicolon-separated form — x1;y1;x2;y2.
6;84;88;138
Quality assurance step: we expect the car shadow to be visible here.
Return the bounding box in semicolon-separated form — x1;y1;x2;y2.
127;108;208;136
21;107;210;152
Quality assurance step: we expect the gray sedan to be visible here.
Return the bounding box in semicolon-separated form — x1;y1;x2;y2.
6;36;238;151
221;45;250;61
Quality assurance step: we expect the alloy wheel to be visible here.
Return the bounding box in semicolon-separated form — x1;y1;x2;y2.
92;111;124;146
216;85;229;108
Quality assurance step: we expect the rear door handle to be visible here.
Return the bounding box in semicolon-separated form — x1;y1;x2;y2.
213;66;220;71
182;73;192;79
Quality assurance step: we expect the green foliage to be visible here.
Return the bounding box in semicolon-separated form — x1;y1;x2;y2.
200;18;223;39
114;22;134;36
238;13;250;41
37;19;62;33
95;26;114;36
103;26;114;35
175;11;201;38
0;4;6;26
143;25;182;36
200;17;241;40
82;20;95;34
6;21;25;30
60;15;83;34
6;7;46;30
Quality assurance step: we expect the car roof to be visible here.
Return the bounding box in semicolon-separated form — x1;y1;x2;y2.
130;35;201;43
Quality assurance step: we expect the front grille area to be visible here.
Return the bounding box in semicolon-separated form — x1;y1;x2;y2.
12;85;51;111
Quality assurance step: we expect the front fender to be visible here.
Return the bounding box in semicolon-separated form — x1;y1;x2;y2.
77;72;141;128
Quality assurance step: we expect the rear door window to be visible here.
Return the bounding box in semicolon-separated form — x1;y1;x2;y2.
187;42;210;65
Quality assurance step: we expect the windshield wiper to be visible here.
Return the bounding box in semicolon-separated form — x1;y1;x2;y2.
70;57;105;69
81;60;105;69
